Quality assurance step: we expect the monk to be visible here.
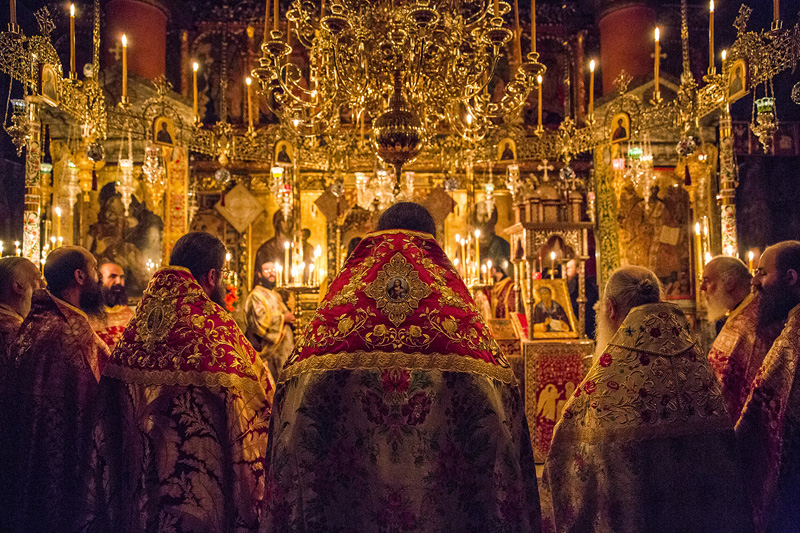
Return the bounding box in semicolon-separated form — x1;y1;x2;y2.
703;256;781;422
246;259;295;379
0;257;42;362
4;246;110;532
486;260;516;318
82;232;274;532
262;203;540;531
737;241;800;532
90;261;134;348
545;266;752;532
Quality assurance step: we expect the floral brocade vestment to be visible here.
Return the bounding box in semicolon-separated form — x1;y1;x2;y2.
707;293;781;423
736;303;800;532
82;267;274;532
544;302;753;533
262;230;541;532
2;290;110;532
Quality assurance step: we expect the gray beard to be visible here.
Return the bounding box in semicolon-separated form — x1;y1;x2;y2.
704;292;731;322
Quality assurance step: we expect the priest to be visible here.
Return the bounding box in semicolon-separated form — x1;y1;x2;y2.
261;203;540;531
246;259;295;379
703;256;781;422
5;246;110;532
737;241;800;532
545;266;752;532
82;232;274;532
90;261;134;348
486;260;516;318
0;257;42;360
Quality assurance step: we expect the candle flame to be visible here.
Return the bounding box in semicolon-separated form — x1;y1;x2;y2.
695;222;701;235
474;229;481;239
537;74;543;84
655;27;660;41
721;49;727;61
748;251;754;260
589;59;595;72
245;76;252;86
70;4;75;16
284;241;290;249
121;34;127;47
192;61;199;72
709;0;714;12
550;251;555;260
55;206;61;217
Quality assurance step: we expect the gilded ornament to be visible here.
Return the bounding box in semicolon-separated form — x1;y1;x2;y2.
365;253;432;327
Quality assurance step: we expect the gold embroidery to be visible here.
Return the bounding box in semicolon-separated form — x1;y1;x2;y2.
279;350;517;384
365;253;432;326
103;363;265;395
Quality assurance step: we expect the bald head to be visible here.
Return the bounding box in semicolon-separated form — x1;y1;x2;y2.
0;257;42;318
702;256;752;321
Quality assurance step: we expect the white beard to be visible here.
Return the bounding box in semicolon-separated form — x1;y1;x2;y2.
594;305;617;361
704;290;730;322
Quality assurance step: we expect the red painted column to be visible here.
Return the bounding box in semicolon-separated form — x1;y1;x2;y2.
103;0;168;80
598;2;655;95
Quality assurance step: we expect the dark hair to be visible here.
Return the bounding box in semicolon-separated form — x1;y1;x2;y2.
44;248;89;297
347;237;363;257
376;202;436;237
169;232;226;281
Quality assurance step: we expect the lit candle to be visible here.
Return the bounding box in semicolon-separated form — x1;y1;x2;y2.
654;28;660;99
493;0;499;17
774;0;779;23
54;206;61;241
481;264;487;284
474;229;481;283
513;0;522;65
748;251;754;271
192;62;199;120
588;59;595;116
0;242;3;256
550;251;555;279
58;236;63;248
704;252;713;265
276;263;282;287
121;34;128;100
721;49;727;72
708;1;715;73
273;0;279;32
246;77;253;132
530;0;536;54
50;236;56;251
15;241;20;257
537;74;543;131
309;263;315;286
695;222;703;280
69;4;76;77
264;0;270;41
284;241;290;284
487;260;494;284
460;238;467;275
10;0;16;27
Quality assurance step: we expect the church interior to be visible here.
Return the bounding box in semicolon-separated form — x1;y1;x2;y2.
2;0;800;478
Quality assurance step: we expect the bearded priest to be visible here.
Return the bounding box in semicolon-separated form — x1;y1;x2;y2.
82;232;274;532
261;203;540;532
4;246;110;532
544;266;752;532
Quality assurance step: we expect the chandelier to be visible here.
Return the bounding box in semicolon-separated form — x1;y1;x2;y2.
252;0;545;186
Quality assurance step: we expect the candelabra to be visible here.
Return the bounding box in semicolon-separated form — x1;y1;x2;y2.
252;0;545;187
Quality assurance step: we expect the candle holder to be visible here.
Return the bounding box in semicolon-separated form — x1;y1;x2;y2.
7;22;21;36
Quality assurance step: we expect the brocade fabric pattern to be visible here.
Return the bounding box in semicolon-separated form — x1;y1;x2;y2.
2;290;110;532
708;293;781;422
91;304;135;349
736;303;800;532
544;303;753;533
262;230;541;532
81;267;274;532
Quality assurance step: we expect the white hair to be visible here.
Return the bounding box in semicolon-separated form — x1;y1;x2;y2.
604;266;662;318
